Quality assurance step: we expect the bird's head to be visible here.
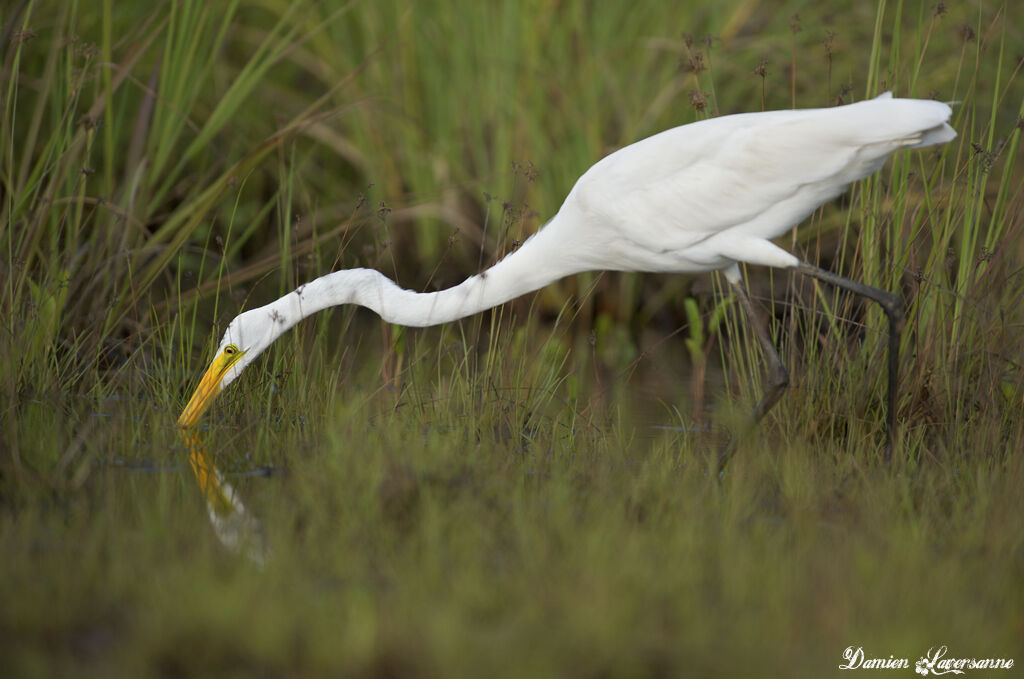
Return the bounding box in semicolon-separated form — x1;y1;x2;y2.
177;308;281;429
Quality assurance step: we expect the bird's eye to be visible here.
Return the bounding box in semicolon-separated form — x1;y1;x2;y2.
224;344;238;355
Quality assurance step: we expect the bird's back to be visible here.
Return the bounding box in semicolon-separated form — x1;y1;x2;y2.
556;94;954;273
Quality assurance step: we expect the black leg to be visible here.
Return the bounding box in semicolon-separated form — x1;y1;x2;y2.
793;262;903;461
717;278;790;473
717;263;903;472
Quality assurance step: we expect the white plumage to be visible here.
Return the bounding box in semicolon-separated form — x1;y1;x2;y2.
179;93;955;463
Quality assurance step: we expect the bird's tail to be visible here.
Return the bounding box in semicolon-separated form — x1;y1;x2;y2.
908;121;957;148
868;92;957;149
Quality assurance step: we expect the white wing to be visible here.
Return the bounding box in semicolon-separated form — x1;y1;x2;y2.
567;96;953;261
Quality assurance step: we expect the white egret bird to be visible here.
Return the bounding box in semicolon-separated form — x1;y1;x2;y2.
179;93;955;467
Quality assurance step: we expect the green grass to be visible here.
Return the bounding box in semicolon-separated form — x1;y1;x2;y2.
2;0;1023;676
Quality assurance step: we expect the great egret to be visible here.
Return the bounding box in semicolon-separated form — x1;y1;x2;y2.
179;93;955;467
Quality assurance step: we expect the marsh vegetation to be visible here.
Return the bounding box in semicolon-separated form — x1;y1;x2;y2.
2;1;1022;676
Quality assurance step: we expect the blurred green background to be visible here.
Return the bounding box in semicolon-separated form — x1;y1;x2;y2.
2;0;1022;676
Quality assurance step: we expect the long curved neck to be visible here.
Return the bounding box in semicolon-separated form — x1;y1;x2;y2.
263;214;585;331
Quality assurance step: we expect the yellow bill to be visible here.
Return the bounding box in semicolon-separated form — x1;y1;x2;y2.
178;344;245;429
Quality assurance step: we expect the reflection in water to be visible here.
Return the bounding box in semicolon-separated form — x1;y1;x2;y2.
181;430;268;566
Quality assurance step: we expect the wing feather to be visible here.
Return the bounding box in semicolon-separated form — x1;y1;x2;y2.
569;97;953;255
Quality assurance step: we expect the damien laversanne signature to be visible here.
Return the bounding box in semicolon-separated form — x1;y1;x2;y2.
840;645;1014;675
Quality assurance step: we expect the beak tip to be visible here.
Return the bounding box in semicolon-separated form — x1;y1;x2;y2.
180;354;232;431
